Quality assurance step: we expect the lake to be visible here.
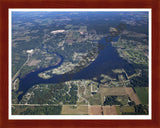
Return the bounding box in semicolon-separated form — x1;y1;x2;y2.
16;37;135;101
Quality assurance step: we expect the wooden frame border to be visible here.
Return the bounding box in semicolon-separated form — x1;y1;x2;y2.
0;0;160;128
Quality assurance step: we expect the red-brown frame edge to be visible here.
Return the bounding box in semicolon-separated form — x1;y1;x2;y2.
0;0;160;128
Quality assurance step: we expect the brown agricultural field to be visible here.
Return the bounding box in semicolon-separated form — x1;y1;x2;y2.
88;105;102;115
102;106;117;115
100;87;127;96
61;105;88;115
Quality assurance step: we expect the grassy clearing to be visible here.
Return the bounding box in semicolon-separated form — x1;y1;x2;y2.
134;87;148;105
116;106;135;115
12;106;28;115
116;95;129;105
88;93;101;105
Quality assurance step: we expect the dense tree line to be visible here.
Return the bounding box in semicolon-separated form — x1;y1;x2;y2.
122;104;148;115
68;84;78;104
130;70;148;87
103;96;122;106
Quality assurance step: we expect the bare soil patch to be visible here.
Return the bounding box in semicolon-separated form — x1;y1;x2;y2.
88;105;102;115
45;57;53;60
61;105;88;115
27;59;41;66
102;106;117;115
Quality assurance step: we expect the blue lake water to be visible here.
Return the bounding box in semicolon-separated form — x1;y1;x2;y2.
17;37;135;101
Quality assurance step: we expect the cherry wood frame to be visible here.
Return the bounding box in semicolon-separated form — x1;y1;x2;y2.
0;0;160;128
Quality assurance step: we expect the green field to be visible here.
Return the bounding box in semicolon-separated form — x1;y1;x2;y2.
12;106;62;115
134;87;148;105
116;106;135;115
